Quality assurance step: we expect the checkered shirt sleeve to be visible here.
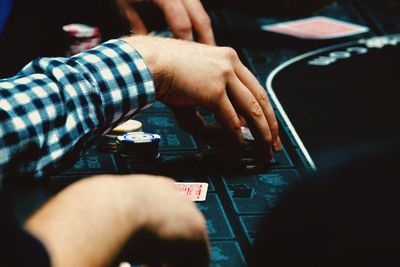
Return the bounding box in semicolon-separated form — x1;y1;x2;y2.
0;39;155;182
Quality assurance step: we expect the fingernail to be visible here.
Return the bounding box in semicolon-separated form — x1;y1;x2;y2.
273;137;282;152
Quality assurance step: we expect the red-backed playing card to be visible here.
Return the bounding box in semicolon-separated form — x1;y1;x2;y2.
175;182;208;201
261;16;369;39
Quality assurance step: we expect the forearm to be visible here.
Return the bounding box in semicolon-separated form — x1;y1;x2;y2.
0;39;155;182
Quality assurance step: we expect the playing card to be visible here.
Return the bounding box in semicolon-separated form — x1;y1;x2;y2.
175;182;208;201
261;16;369;39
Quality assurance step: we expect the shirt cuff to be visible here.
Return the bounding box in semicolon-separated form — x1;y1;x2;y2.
71;39;156;131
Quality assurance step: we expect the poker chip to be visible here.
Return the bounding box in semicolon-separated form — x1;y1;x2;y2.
98;119;143;153
112;119;143;133
149;29;173;38
240;127;268;165
62;24;100;38
62;23;101;56
116;132;161;162
197;126;269;169
241;126;255;141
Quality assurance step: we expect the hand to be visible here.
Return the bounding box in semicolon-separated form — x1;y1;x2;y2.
116;0;215;45
124;35;282;159
25;175;209;267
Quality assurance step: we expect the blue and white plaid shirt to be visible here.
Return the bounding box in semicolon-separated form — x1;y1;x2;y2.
0;39;155;182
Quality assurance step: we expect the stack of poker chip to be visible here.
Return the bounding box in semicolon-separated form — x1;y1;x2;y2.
240;127;267;169
116;132;161;163
62;23;101;56
98;119;143;153
197;125;268;169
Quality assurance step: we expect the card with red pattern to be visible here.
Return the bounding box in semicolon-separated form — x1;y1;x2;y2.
261;16;369;39
175;182;208;201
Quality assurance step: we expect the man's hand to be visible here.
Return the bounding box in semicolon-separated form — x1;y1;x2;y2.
116;0;215;45
124;35;282;160
25;175;209;267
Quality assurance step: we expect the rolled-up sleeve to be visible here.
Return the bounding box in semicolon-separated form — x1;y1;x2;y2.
0;39;155;182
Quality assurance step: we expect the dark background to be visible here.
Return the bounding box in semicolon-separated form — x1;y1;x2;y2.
2;1;400;266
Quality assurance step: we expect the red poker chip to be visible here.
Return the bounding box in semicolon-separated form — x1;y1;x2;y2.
62;23;100;38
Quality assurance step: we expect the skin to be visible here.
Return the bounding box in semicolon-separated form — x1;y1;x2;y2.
123;35;282;159
24;34;282;267
116;0;215;45
25;175;209;267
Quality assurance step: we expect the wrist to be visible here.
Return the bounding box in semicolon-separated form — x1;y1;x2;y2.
122;35;170;99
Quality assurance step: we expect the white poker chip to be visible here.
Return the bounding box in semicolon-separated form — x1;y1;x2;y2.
98;120;143;153
112;119;143;133
117;132;160;143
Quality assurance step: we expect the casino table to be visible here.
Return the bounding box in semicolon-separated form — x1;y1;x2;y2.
4;1;400;266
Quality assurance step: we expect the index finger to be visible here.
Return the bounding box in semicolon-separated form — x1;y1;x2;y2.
226;75;273;160
233;59;281;150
